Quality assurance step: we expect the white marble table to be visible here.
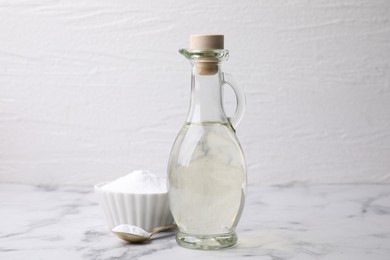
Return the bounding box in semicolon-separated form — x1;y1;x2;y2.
1;183;389;259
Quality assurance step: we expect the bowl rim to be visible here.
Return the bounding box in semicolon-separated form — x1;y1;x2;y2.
93;182;168;195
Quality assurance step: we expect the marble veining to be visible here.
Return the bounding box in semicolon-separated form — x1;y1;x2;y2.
1;183;390;259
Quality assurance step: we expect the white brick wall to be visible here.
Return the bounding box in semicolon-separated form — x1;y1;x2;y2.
0;0;389;185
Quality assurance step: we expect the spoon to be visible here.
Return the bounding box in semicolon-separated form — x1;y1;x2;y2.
112;223;177;243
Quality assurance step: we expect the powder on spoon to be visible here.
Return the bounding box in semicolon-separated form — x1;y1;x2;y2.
101;170;167;194
112;224;150;237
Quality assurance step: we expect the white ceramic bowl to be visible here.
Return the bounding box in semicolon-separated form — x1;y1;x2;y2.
94;182;174;232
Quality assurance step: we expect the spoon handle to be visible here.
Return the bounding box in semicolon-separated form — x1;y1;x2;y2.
150;224;177;236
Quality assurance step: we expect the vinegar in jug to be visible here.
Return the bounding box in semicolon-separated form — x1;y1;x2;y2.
168;122;246;235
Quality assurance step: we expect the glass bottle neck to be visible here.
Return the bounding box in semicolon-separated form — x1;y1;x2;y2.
186;63;228;124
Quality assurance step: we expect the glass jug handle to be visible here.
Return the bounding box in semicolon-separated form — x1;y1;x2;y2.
222;73;246;129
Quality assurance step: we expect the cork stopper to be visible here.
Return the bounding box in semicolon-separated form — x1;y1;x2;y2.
190;35;224;50
190;34;224;75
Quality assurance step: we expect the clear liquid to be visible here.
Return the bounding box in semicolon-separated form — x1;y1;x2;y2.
168;122;246;235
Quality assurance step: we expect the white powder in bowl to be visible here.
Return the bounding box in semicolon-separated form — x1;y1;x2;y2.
101;170;167;194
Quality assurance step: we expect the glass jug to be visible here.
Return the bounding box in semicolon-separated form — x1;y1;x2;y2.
167;35;247;250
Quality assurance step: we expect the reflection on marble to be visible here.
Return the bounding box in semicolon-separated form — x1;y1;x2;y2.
1;183;389;259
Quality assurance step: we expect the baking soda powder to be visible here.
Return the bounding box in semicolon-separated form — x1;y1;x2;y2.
101;170;167;194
